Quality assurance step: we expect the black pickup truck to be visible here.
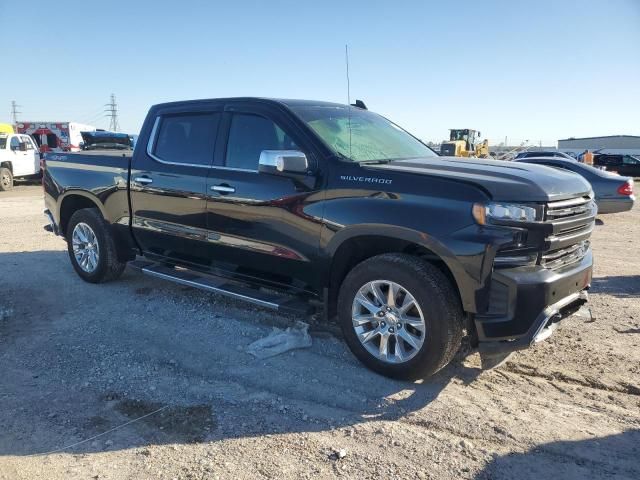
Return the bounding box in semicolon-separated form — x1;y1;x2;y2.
43;98;595;379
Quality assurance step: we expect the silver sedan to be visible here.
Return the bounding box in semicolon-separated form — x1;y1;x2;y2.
515;157;635;214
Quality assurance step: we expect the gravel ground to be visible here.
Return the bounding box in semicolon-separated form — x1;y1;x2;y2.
1;185;639;480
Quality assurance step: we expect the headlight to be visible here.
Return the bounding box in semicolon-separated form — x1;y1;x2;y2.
472;203;538;225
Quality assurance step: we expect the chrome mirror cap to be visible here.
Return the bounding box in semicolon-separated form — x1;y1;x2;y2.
259;150;308;173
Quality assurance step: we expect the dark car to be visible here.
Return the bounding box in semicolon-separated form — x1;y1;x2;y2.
593;153;640;177
42;97;595;379
515;157;635;214
515;151;576;160
80;131;133;151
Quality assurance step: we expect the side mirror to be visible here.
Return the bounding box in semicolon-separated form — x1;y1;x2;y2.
19;142;28;152
259;150;309;174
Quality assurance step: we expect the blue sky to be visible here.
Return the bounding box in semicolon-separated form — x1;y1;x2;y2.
1;0;638;146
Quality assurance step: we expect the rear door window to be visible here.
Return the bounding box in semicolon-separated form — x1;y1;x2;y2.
540;161;571;172
153;113;220;166
550;162;577;172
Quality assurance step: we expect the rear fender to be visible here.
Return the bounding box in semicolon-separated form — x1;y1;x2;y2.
57;190;108;227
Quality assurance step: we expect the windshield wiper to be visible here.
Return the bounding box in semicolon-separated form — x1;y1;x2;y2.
332;152;393;165
332;152;351;161
358;159;393;165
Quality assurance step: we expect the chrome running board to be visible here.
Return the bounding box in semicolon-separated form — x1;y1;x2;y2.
129;260;313;315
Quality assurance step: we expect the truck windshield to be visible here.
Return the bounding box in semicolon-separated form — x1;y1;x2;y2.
291;105;436;162
0;136;6;149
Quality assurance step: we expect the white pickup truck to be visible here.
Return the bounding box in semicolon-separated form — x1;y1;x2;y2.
0;132;40;190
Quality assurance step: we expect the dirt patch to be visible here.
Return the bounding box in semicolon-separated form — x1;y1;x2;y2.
114;399;215;443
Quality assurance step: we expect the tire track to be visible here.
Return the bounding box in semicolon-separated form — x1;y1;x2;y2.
503;362;640;396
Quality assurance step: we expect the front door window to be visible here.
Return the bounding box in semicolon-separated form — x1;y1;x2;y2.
225;114;298;171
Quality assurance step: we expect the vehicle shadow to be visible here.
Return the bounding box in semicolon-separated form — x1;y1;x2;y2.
0;249;483;457
591;275;640;298
474;429;640;479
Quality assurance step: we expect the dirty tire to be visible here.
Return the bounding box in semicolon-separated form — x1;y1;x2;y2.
66;208;126;283
0;167;13;191
338;253;463;380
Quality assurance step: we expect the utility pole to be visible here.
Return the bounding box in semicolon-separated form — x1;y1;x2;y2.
10;100;22;125
105;93;119;132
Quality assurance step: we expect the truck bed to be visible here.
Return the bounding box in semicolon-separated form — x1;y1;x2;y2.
67;150;133;157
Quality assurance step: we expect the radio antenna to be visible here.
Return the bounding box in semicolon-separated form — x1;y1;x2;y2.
345;44;351;105
345;44;352;157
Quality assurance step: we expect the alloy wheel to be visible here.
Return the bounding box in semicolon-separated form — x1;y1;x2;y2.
72;222;100;273
351;280;426;364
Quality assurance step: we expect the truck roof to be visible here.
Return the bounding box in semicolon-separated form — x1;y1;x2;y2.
151;97;347;110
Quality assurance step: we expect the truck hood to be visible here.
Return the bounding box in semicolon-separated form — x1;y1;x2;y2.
370;156;592;202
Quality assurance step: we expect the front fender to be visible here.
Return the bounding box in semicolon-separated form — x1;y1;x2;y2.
324;224;484;313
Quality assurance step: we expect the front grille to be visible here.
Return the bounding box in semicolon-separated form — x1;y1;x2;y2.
545;196;592;219
540;240;590;270
541;196;596;270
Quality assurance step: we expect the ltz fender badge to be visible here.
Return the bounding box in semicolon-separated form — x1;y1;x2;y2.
339;175;392;185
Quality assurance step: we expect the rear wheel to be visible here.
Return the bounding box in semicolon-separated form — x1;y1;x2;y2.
66;208;126;283
338;253;463;380
0;168;13;191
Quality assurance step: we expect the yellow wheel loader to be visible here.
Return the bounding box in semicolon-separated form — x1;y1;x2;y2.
440;129;489;158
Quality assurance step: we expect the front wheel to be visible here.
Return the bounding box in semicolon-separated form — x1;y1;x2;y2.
338;253;463;380
66;208;126;283
0;168;13;191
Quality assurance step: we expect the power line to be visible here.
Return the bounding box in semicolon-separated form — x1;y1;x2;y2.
81;111;109;126
104;93;119;132
10;100;22;125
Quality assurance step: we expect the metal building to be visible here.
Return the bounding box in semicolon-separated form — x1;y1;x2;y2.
557;135;640;155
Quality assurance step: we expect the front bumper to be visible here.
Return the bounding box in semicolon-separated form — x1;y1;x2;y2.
475;250;592;354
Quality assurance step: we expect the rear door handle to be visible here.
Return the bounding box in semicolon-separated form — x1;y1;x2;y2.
211;184;235;194
133;176;153;185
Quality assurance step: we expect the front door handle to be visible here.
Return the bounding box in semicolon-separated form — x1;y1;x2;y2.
134;176;153;185
211;184;235;194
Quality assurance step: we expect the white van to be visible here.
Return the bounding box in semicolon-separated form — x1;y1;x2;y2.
0;133;40;190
